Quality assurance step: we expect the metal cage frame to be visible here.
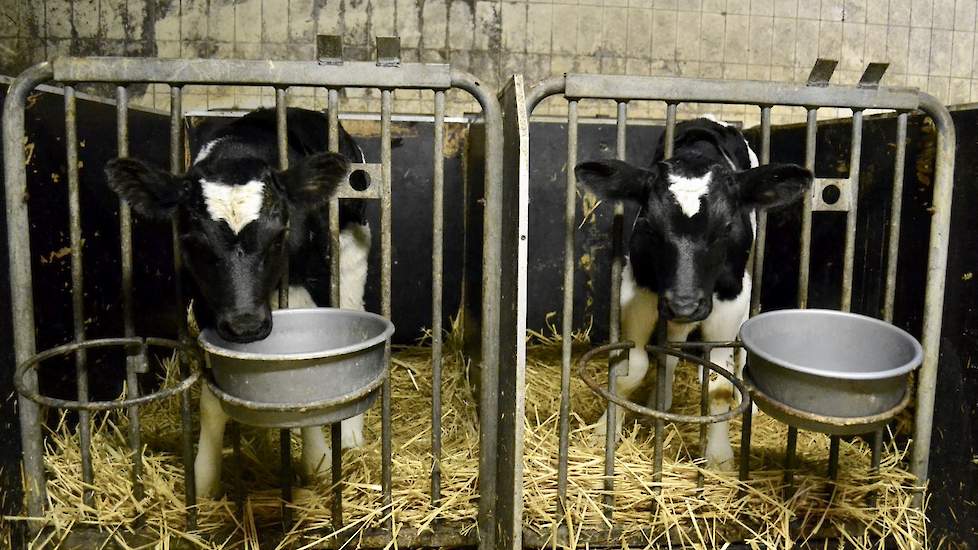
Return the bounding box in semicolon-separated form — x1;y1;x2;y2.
501;61;956;547
3;45;509;549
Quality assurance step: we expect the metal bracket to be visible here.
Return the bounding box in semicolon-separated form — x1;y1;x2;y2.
335;163;383;199
376;36;401;67
811;177;851;212
317;35;343;65
807;59;838;87
858;62;889;88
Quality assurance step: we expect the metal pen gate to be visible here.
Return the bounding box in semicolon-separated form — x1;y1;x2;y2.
3;38;508;548
504;60;955;546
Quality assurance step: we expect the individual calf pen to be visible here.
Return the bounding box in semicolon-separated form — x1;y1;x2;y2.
2;41;512;548
513;61;953;547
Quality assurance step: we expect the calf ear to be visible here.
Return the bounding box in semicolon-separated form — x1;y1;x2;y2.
278;152;350;208
735;163;812;209
574;159;657;203
104;158;187;219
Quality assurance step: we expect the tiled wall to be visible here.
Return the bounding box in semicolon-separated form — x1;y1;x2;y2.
3;1;978;125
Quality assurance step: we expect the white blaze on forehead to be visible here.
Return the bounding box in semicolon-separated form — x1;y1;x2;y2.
193;138;225;165
667;172;712;217
200;179;265;234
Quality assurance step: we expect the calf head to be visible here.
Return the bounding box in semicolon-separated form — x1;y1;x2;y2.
576;134;811;322
105;152;349;342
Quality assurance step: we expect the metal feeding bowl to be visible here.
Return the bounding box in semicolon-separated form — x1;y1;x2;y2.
199;308;394;428
739;309;922;436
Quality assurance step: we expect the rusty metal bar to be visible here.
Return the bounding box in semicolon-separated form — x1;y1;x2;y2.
65;86;95;508
116;85;145;503
828;435;841;480
751;106;772;316
380;88;394;533
431;90;445;508
169;86;197;529
784;426;798;496
559;100;577;519
739;393;753;483
697;345;712;488
275;87;290;309
231;422;244;515
331;423;344;528
327;89;341;309
279;430;293;527
663;103;677;159
840;110;863;311
798;108;818;308
884;113;909;322
651;307;667;518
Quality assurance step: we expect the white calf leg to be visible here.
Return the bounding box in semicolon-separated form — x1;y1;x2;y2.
700;274;751;470
594;262;657;438
195;385;229;498
300;426;330;479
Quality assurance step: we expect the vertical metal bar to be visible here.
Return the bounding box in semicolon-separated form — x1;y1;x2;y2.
274;87;294;525
327;89;341;307
840;110;863;312
559;102;580;509
651;308;667;519
827;435;840;480
559;100;577;521
170;86;197;529
663;103;677;159
884;113;908;322
784;426;798;496
739;389;753;483
331;423;344;528
869;429;884;506
380;88;394;533
5;61;54;522
431;90;445;508
913;95;956;507
797;108;818;308
65;86;94;508
230;421;244;515
279;430;293;526
275;88;290;309
697;346;712;488
750;106;772;316
117;86;144;503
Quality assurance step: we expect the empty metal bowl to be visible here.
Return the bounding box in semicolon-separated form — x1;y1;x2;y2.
739;309;922;433
199;308;394;428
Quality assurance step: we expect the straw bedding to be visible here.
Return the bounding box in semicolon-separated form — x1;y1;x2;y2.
6;328;927;549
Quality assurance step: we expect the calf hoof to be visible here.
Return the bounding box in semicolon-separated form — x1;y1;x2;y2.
588;409;626;447
300;452;332;482
705;442;736;471
195;475;223;500
341;426;365;449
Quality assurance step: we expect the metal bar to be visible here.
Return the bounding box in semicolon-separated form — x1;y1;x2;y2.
563;73;920;110
751;106;772;316
828;436;841;480
65;86;95;508
170;86;197;529
798;108;818;308
231;422;244;516
840;110;863;312
331;423;344;528
52;58;454;90
883;113;908;322
380;88;394;534
651;307;667;518
327;90;341;309
912;94;957;507
450;68;503;550
275;88;290;309
4;62;54;522
784;426;798;496
558;100;576;520
117;85;145;503
279;429;293;527
739;393;753;483
697;346;711;488
868;429;884;506
663;102;677;159
431;90;445;508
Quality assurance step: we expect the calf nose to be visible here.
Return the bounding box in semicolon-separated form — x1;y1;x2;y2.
219;311;272;342
664;291;706;319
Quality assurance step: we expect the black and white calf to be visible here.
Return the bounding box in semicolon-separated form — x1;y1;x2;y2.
575;116;811;469
105;108;371;496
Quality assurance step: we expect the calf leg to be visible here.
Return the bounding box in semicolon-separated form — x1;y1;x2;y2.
195;385;229;498
594;263;657;438
699;276;751;470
